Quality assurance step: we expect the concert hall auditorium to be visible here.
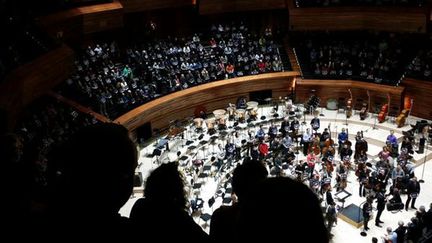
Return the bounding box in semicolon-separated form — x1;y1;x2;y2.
2;0;432;242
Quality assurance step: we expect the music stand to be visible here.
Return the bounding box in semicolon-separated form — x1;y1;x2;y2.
335;189;352;209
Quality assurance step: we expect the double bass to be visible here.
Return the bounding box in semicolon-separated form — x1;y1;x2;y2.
378;93;391;123
346;89;353;118
321;124;335;157
359;90;370;120
396;110;409;128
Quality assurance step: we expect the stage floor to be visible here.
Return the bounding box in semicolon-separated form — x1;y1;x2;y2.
120;106;432;243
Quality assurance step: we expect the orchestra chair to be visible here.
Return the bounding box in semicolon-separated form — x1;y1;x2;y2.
199;213;212;228
151;148;162;164
208;196;216;211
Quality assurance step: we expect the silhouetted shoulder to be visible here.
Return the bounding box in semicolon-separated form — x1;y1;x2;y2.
237;177;329;242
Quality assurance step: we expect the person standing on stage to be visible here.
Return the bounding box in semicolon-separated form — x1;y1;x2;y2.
280;117;290;137
234;132;243;161
405;177;420;211
311;115;320;134
325;202;337;239
375;188;386;227
256;125;265;142
268;122;278;148
290;117;300;134
302;128;312;156
363;196;373;231
216;144;225;171
320;128;330;143
338;128;348;153
282;134;293;156
307;151;317;179
386;130;398;156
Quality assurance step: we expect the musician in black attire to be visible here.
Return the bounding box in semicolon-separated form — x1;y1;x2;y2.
280;117;290;137
339;143;353;160
290;117;300;134
354;132;368;162
268;123;278;148
363;196;373;231
320;128;330;143
400;135;412;151
375;188;386;227
310;115;320;134
405;177;420;211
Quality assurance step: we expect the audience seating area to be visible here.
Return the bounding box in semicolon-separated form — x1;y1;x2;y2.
406;37;432;81
292;31;419;86
58;23;290;119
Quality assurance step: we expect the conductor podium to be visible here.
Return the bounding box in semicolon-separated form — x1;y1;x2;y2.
335;190;364;228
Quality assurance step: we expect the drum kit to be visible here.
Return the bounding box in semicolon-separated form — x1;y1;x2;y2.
193;118;204;132
227;105;236;121
246;101;259;121
213;109;227;130
236;109;246;123
206;118;216;135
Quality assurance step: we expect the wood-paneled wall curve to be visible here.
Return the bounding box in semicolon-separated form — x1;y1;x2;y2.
115;72;298;132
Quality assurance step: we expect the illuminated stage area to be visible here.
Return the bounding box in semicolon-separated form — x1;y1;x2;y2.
121;105;432;243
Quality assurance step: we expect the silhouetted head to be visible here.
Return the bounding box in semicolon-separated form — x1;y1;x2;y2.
144;162;187;210
238;177;328;242
50;123;137;214
231;160;268;202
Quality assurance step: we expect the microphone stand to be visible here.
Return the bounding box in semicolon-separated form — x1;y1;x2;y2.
419;137;429;183
359;200;368;237
372;108;378;130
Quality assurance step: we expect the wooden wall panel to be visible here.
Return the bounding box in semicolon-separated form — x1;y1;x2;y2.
120;0;194;13
37;1;124;41
199;0;287;15
289;7;427;33
79;1;124;34
401;78;432;120
0;44;75;129
115;72;298;132
295;79;404;114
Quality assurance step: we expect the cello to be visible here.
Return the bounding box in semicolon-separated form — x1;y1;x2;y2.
346;89;353;118
378;93;391;123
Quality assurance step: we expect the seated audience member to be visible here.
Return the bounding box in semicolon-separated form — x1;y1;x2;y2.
237;177;329;242
130;162;209;243
47;123;138;239
210;159;268;242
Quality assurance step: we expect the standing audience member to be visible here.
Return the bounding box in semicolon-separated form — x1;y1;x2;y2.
236;177;329;242
130;162;209;243
210;159;268;242
47;123;138;239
